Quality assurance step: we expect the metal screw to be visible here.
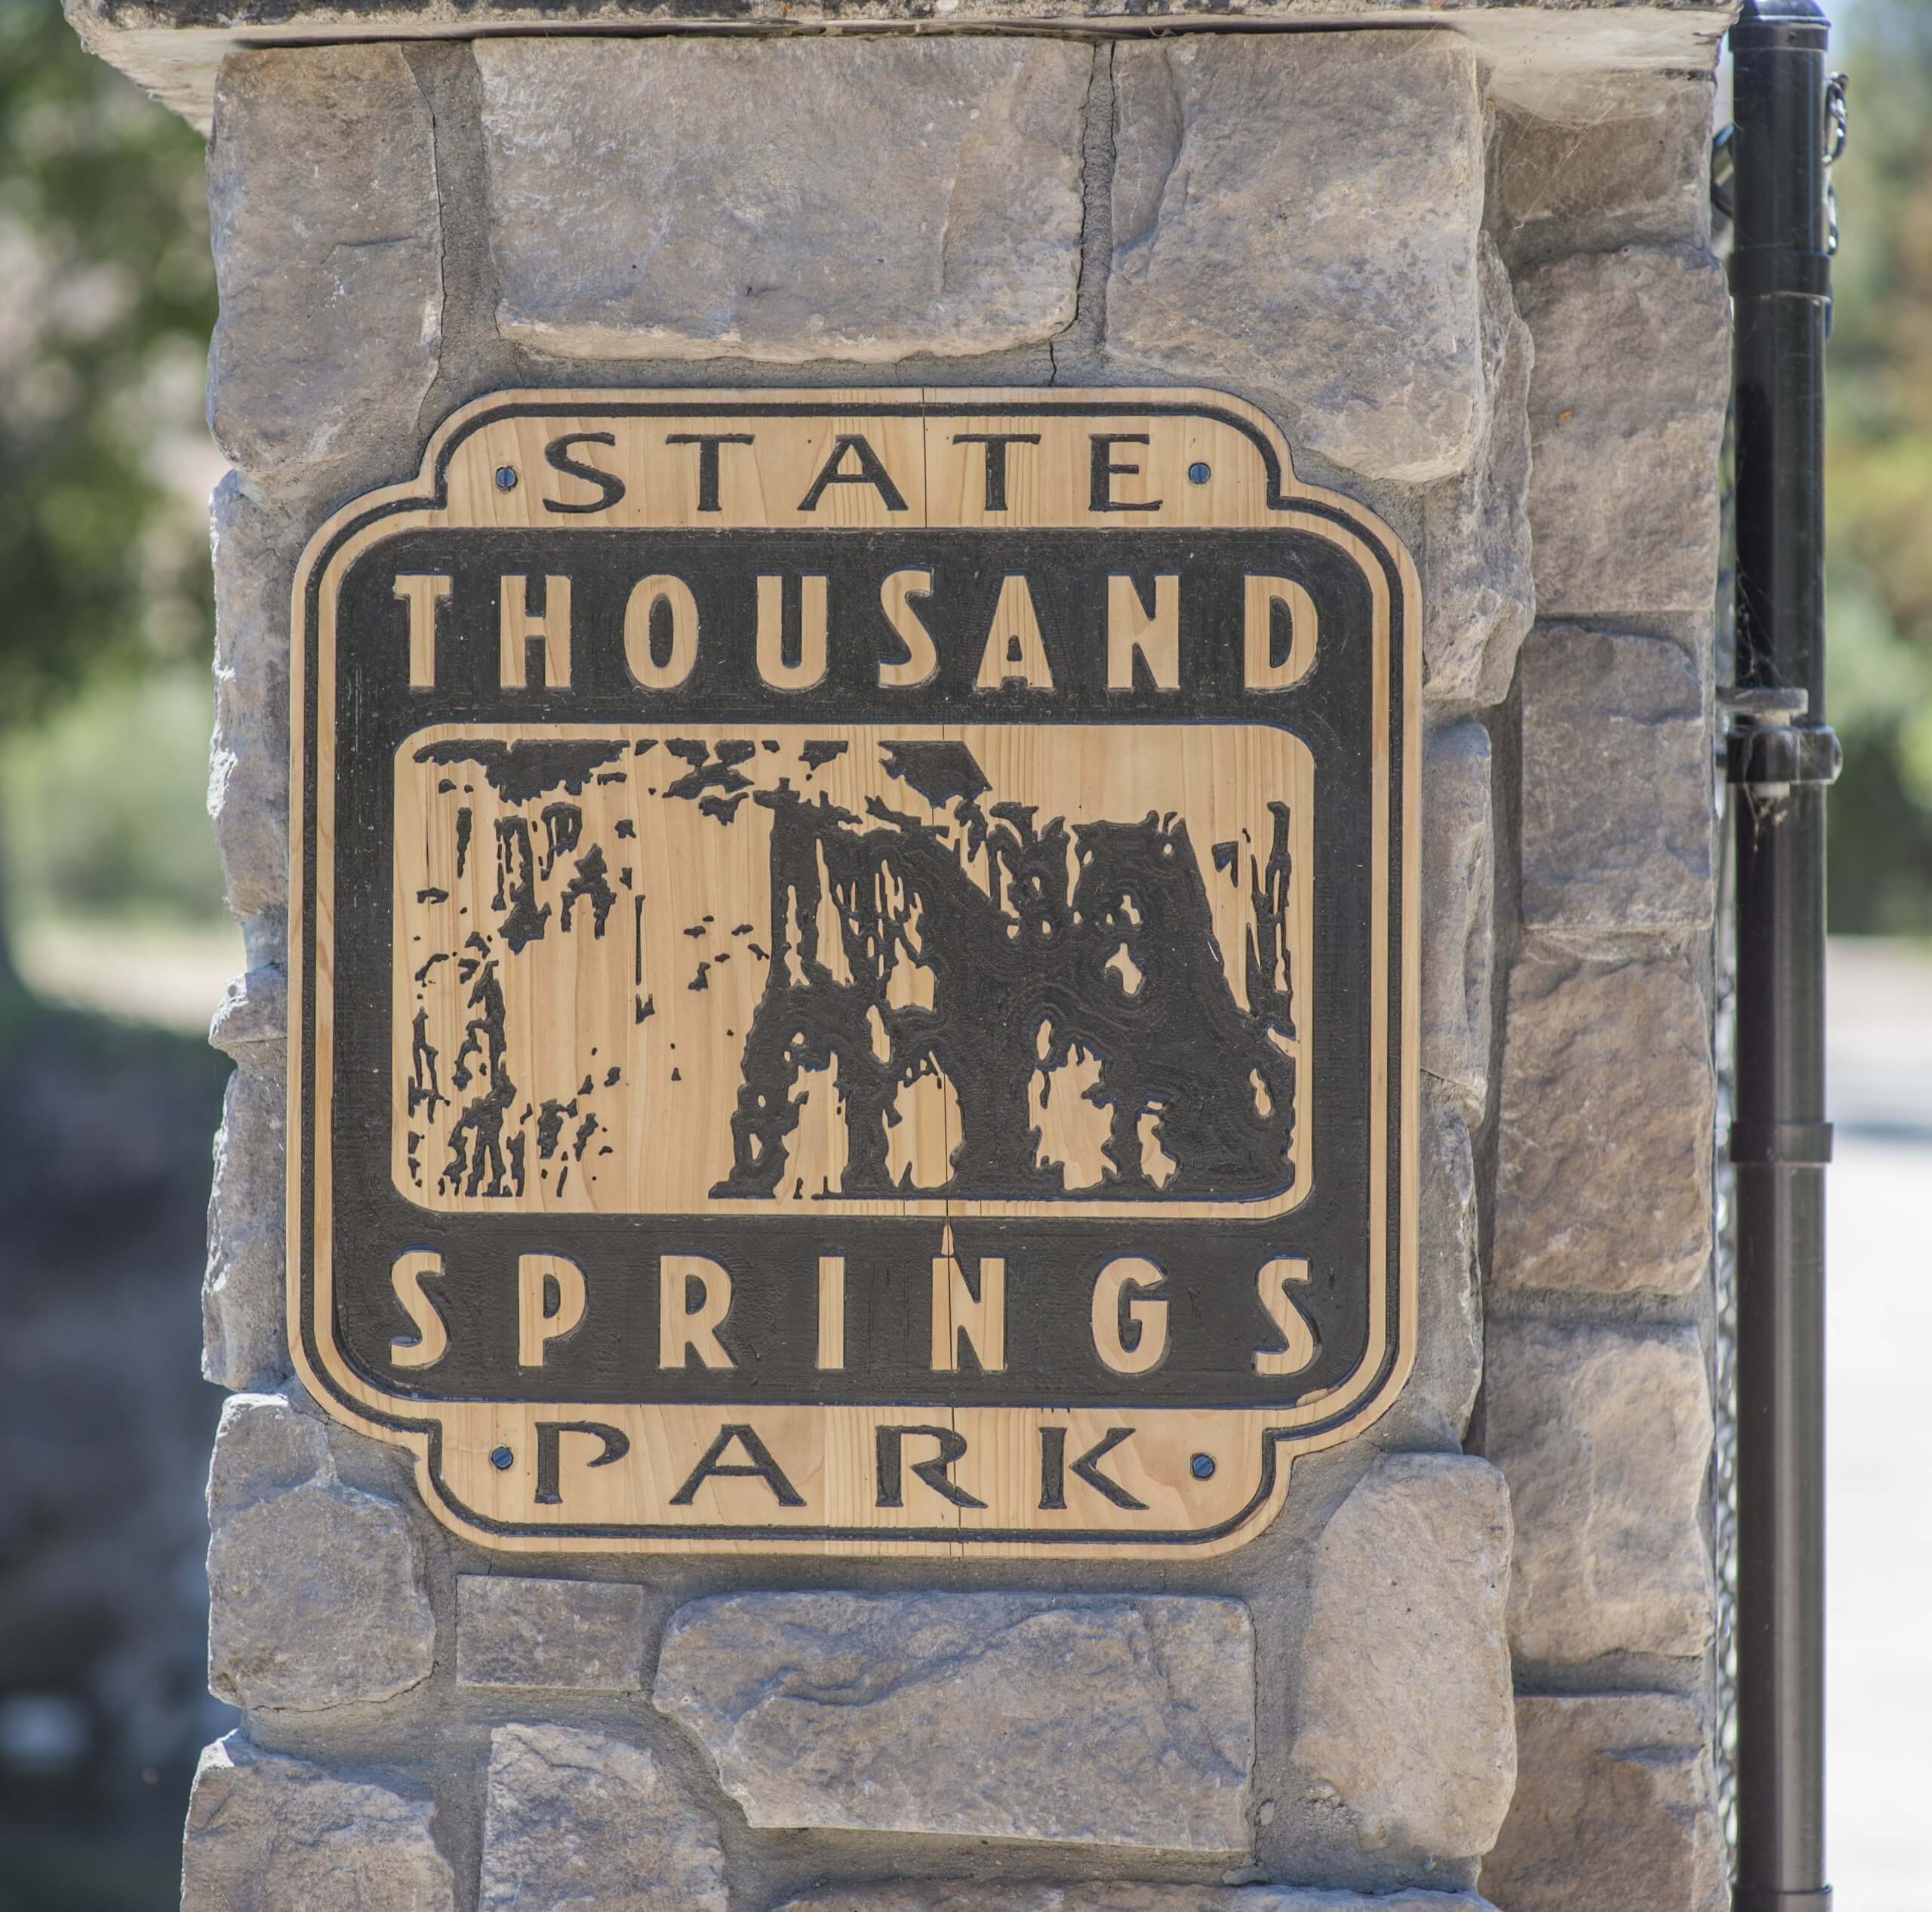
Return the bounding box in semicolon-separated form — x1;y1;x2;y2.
1187;462;1211;486
495;466;518;492
1190;1452;1216;1480
490;1446;515;1471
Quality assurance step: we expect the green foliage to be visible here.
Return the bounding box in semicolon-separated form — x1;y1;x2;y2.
2;658;226;925
1824;0;1932;930
0;0;217;732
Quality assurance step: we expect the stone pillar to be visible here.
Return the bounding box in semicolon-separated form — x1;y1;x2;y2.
64;6;1735;1909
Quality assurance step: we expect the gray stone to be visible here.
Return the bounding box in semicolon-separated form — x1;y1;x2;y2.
207;45;441;502
209;961;285;1060
1423;236;1535;704
656;1591;1254;1850
1483;1695;1724;1912
1109;35;1486;484
66;0;1736;134
1492;75;1715;266
457;1576;647;1691
1417;1086;1483;1442
203;1046;287;1391
1484;1321;1714;1665
207;1395;435;1711
1422;719;1494;1115
480;1723;726;1912
476;37;1088;363
1494;950;1713;1296
777;1889;1500;1912
871;1882;1508;1912
1289;1455;1514;1861
1521;627;1712;931
182;1735;455;1912
1520;245;1730;617
209;473;293;924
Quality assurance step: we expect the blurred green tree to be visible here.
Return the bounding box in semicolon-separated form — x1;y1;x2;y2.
1825;0;1932;931
0;0;217;996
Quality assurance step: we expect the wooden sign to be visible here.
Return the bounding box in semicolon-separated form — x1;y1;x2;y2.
289;388;1419;1556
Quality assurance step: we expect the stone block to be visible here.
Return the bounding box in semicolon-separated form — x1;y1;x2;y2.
476;37;1088;363
776;1887;1500;1912
183;1735;454;1912
457;1576;647;1691
1493;75;1715;266
1289;1455;1514;1861
656;1591;1253;1850
1484;1320;1714;1665
480;1723;726;1912
1520;245;1730;617
207;1394;435;1710
1494;949;1713;1296
207;45;442;503
203;1043;287;1392
1520;627;1712;931
1109;34;1485;484
1483;1695;1724;1912
209;473;292;924
1423;235;1535;704
1417;1086;1483;1442
1422;719;1494;1115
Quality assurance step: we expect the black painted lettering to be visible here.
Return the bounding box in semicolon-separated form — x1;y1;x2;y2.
533;1418;629;1505
670;1424;807;1507
1069;1427;1148;1510
951;432;1041;513
798;434;909;513
875;1424;986;1509
543;433;626;514
1089;434;1163;513
666;433;755;514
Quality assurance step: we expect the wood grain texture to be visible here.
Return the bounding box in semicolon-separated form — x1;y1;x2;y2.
288;386;1420;1557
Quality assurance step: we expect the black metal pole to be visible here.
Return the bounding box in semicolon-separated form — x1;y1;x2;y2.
1727;5;1840;1910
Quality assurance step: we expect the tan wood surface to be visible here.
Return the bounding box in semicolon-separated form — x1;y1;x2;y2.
288;386;1420;1557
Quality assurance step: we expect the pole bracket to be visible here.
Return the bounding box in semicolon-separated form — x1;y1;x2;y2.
1722;687;1843;796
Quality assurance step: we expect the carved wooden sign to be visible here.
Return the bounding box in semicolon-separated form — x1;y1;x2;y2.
290;388;1418;1555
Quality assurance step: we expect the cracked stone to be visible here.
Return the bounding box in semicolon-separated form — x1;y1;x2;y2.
655;1590;1254;1849
1109;32;1486;483
477;37;1088;362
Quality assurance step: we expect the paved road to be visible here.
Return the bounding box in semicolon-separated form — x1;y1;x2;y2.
1822;939;1932;1907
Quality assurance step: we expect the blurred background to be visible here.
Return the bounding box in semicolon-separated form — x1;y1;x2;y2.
0;0;1925;1903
